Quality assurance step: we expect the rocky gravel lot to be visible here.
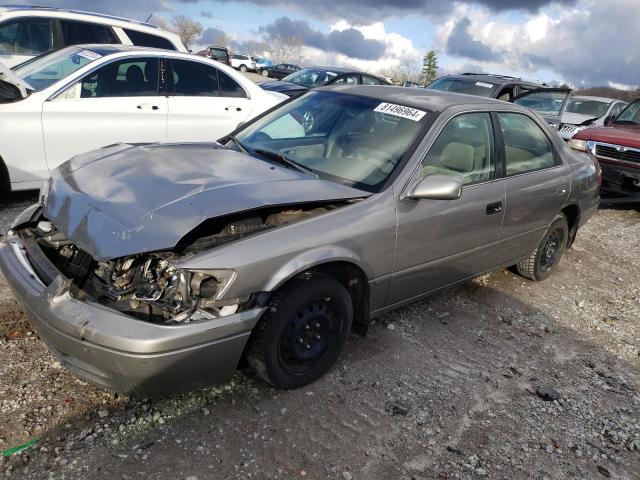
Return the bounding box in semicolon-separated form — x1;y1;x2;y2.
0;190;638;480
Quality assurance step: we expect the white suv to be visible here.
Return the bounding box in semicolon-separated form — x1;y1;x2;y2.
230;54;256;73
0;6;186;68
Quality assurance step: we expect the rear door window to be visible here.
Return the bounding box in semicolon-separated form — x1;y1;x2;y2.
0;18;54;55
498;113;558;176
219;70;247;98
59;20;119;45
170;59;219;96
123;29;175;50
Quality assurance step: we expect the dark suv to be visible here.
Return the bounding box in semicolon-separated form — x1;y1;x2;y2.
427;73;572;127
197;46;231;66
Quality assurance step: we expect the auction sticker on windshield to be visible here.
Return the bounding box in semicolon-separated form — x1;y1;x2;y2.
374;103;427;122
475;82;494;88
77;50;102;61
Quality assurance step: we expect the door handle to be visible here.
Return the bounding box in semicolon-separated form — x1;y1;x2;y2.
225;106;242;112
136;104;160;111
486;201;503;215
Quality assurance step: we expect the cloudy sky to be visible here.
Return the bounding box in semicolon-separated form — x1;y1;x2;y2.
36;0;639;88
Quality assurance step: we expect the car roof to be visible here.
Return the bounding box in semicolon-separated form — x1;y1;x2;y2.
0;4;157;28
436;73;543;88
570;95;623;103
317;85;509;112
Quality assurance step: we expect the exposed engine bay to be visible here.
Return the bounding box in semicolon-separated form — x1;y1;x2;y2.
25;202;348;324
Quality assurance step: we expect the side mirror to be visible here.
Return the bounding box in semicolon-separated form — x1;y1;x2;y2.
408;174;463;200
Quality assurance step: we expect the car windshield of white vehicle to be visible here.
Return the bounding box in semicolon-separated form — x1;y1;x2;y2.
283;69;338;87
12;47;99;91
613;100;640;125
234;91;429;192
566;99;611;118
427;78;497;97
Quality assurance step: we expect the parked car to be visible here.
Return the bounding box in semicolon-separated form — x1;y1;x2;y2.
0;5;185;68
254;57;272;71
230;54;256;72
197;46;231;66
568;98;640;203
0;45;286;192
557;96;628;140
426;73;572;128
259;63;300;79
403;81;421;88
259;66;391;98
0;87;599;396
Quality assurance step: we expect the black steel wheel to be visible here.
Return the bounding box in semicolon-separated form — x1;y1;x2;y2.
517;214;569;281
246;273;352;389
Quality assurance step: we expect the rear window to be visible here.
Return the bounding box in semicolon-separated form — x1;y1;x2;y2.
123;29;176;50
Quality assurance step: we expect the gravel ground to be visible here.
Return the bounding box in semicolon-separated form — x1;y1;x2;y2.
0;189;638;479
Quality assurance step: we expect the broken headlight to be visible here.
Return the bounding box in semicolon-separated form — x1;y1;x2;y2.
94;255;247;323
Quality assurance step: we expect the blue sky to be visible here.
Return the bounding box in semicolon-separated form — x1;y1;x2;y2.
34;0;640;88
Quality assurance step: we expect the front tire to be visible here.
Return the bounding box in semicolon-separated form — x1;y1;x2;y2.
240;64;247;72
261;69;269;77
516;214;569;281
246;273;353;389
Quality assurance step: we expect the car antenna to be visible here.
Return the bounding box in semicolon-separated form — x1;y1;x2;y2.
145;13;153;22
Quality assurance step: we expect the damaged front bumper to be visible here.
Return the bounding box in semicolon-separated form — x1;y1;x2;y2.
0;231;265;396
599;160;640;204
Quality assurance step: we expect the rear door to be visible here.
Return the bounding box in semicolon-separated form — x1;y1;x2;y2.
511;87;572;126
166;58;250;142
42;56;167;170
495;111;570;261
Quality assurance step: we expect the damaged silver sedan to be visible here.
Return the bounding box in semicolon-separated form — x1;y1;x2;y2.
0;86;600;396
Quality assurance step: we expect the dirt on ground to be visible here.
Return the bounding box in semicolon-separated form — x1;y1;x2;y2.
0;194;638;480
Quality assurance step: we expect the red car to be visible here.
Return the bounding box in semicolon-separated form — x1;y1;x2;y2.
569;98;640;203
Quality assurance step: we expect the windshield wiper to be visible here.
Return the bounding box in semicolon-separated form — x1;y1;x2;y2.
253;148;317;176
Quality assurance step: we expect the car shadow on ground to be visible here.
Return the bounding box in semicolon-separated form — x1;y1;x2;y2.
7;274;639;480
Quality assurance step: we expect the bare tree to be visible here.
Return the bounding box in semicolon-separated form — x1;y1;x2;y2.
172;15;203;50
269;35;303;64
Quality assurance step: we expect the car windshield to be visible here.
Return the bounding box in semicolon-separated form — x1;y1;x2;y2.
234;91;429;192
614;100;640;125
283;69;337;87
565;98;611;118
427;77;497;97
12;47;100;91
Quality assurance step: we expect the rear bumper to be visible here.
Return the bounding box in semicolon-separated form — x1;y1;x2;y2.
0;231;265;396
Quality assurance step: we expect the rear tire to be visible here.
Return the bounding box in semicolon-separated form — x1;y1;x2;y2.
245;273;353;389
240;64;247;72
516;214;569;281
261;69;269;77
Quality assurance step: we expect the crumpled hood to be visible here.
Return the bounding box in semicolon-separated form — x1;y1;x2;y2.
44;143;367;261
259;81;309;95
560;112;599;126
